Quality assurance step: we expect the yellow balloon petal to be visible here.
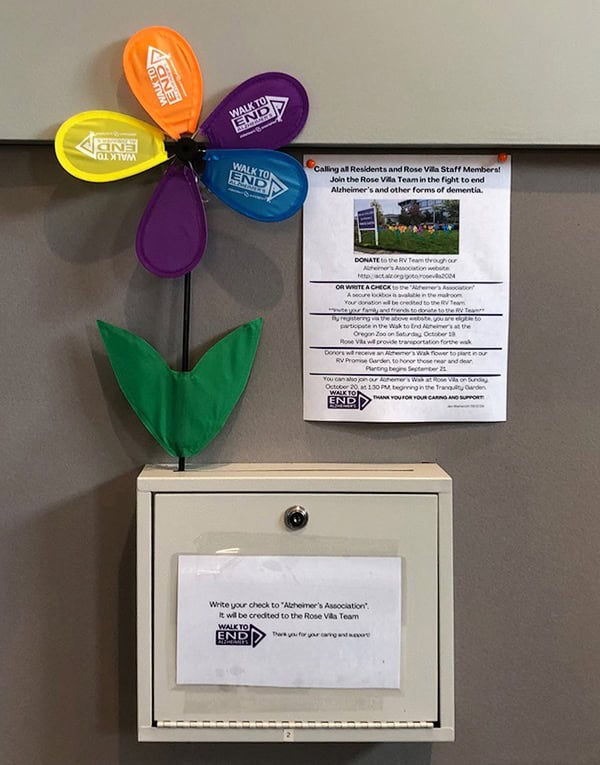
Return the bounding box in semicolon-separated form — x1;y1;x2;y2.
54;110;168;182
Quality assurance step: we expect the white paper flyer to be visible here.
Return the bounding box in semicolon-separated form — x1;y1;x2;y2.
177;555;401;689
303;154;511;422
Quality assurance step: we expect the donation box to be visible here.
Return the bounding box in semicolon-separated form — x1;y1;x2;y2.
137;463;454;742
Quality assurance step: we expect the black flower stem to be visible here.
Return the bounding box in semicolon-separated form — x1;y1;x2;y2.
177;270;192;472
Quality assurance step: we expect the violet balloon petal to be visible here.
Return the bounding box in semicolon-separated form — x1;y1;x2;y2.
136;164;207;278
200;72;309;150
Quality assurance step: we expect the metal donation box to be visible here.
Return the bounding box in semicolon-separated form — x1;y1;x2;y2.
137;463;454;742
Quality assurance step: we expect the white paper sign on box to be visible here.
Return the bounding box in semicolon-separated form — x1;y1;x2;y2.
177;555;402;689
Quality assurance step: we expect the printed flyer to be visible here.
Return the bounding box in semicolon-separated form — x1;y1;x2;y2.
177;555;401;689
303;154;511;422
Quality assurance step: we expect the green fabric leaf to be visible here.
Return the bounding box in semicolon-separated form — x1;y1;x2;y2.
97;318;263;457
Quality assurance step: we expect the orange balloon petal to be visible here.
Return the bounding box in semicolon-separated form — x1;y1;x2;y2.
123;26;202;139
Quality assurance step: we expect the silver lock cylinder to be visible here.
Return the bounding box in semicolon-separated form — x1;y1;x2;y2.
284;505;309;530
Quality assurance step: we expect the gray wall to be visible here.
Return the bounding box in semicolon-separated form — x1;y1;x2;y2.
1;145;599;764
5;0;600;145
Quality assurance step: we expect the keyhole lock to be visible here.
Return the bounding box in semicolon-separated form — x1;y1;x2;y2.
284;505;309;530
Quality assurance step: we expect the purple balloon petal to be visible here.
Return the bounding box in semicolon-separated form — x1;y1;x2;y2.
136;164;207;278
200;72;309;150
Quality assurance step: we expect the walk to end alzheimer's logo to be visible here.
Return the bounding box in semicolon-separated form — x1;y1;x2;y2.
215;623;266;647
146;46;185;106
227;161;289;202
229;95;289;137
327;390;372;410
76;133;139;161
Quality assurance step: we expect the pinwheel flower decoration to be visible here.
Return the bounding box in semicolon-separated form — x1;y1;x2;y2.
55;26;309;466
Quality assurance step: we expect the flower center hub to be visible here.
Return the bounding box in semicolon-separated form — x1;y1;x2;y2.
173;136;203;164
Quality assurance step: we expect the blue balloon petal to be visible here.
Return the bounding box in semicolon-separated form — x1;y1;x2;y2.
201;149;308;222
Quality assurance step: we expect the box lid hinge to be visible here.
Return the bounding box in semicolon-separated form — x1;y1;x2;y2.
156;720;434;729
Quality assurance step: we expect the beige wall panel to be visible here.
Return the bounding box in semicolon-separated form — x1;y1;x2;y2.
3;0;600;144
